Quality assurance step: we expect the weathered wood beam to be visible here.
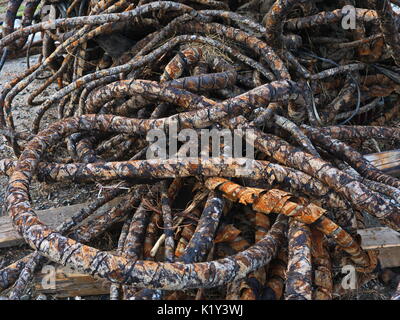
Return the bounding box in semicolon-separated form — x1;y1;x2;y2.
358;227;400;250
33;265;111;298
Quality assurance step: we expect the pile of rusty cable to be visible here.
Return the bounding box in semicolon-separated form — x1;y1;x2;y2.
0;0;400;300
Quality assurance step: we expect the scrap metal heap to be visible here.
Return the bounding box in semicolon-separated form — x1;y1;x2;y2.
0;0;400;299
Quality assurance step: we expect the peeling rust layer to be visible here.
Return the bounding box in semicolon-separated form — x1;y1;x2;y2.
205;178;372;268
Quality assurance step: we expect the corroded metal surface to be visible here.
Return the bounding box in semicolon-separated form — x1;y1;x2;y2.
180;191;225;263
310;229;333;300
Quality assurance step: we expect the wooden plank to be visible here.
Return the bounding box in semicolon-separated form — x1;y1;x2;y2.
358;227;400;250
376;247;400;268
365;149;400;177
0;196;123;248
365;150;400;164
358;227;400;268
33;265;111;298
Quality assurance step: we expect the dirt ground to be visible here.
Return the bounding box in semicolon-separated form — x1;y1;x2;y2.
0;54;399;300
